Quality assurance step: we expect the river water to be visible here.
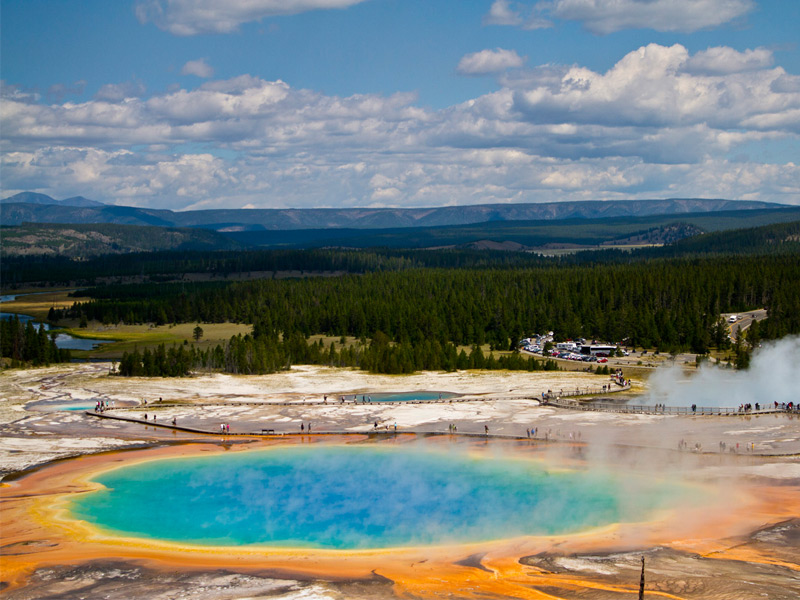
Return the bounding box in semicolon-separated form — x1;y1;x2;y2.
0;292;110;351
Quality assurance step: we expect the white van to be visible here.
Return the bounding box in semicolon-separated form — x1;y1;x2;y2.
728;315;738;323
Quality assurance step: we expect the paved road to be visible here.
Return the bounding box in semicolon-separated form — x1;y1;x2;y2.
723;308;768;341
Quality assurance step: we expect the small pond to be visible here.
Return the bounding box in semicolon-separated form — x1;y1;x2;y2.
346;391;457;403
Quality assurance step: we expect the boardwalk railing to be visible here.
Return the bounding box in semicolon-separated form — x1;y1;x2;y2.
115;396;492;410
543;397;788;416
541;382;630;401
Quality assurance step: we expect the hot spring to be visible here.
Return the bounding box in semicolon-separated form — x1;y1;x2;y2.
68;445;687;549
362;391;457;402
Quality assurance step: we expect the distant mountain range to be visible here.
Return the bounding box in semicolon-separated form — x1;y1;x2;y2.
0;192;790;231
1;192;106;208
224;207;800;250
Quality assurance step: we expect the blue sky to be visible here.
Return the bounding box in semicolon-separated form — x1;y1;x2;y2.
1;0;798;209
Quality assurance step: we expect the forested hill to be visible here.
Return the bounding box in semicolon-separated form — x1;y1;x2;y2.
2;217;799;287
60;254;800;363
0;196;785;231
224;207;800;249
0;223;245;257
652;219;800;256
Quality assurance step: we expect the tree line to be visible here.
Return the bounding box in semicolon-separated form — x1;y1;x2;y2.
4;219;799;286
0;316;72;366
119;335;560;376
61;254;800;377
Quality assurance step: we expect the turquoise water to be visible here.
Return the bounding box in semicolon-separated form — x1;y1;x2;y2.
69;446;674;549
359;391;456;402
26;399;101;412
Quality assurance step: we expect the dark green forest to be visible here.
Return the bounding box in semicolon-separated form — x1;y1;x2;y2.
0;222;243;257
0;316;72;367
64;255;800;346
3;218;799;285
5;218;799;375
54;253;800;376
116;335;560;377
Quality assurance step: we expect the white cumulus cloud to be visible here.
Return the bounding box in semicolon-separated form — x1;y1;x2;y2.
683;46;773;75
457;48;526;75
181;58;215;78
483;0;523;26
483;0;551;29
510;44;799;135
2;44;798;209
135;0;370;35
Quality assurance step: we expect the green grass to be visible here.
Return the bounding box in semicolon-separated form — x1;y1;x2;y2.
60;321;253;359
0;290;75;319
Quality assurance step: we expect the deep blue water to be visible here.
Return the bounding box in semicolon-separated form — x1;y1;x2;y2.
69;446;676;549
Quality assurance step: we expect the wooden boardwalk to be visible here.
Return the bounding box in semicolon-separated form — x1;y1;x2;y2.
542;397;791;416
87;410;548;440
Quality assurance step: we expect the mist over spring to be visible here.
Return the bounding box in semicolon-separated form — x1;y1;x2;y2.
645;336;800;408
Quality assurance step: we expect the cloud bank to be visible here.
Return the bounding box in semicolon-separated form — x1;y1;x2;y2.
2;43;798;209
485;0;755;34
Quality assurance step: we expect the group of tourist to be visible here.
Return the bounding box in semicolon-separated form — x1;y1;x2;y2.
680;438;756;453
93;399;113;412
338;394;370;404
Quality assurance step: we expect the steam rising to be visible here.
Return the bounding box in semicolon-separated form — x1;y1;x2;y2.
645;336;800;408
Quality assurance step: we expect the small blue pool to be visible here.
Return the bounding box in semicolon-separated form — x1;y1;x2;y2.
351;391;457;403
